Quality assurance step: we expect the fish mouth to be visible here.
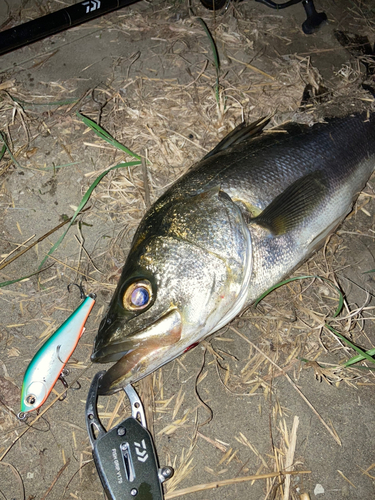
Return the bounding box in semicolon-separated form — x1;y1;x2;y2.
97;344;170;395
92;308;182;393
91;308;182;363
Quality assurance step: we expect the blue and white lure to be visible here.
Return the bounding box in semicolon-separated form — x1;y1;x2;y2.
18;289;96;420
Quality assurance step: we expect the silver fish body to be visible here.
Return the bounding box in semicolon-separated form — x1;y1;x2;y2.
92;113;375;394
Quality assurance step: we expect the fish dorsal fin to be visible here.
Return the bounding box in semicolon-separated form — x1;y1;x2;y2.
203;116;270;160
252;171;328;235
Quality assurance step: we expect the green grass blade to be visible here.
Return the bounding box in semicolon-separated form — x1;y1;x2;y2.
254;275;311;306
0;134;80;172
197;18;220;75
0;143;6;162
0;267;51;288
38;113;143;269
258;275;374;368
0;132;25;170
299;357;375;372
325;324;375;365
37;161;141;270
77;112;141;160
254;275;344;317
341;347;375;367
197;17;221;104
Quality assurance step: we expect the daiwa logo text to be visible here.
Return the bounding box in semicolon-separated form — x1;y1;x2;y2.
82;0;101;13
134;439;148;462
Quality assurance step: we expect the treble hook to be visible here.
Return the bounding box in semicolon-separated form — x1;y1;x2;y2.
71;380;81;391
67;278;96;300
58;372;69;401
67;278;87;299
56;367;81;401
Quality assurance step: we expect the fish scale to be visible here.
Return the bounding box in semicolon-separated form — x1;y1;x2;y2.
92;112;375;395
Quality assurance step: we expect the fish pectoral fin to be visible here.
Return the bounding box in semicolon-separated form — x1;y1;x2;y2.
252;171;328;235
202;116;270;160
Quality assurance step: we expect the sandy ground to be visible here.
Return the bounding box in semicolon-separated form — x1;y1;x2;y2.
1;0;375;499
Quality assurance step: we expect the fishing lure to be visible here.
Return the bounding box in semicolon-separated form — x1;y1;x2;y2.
18;289;96;420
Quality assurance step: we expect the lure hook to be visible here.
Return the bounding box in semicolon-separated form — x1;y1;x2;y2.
67;280;87;299
19;286;96;418
58;372;69;401
56;345;64;364
67;279;96;300
71;380;81;391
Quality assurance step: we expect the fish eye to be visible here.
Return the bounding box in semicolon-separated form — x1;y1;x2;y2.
26;394;36;406
123;280;153;311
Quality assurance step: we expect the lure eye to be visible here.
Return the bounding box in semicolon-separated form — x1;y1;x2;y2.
123;280;153;311
26;394;36;406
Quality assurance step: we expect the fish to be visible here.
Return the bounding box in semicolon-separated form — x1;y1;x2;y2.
19;292;96;418
91;112;375;395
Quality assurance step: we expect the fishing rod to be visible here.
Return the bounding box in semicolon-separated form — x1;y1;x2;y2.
0;0;326;57
0;0;142;57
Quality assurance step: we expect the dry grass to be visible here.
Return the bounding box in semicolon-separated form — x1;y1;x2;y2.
1;1;375;499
